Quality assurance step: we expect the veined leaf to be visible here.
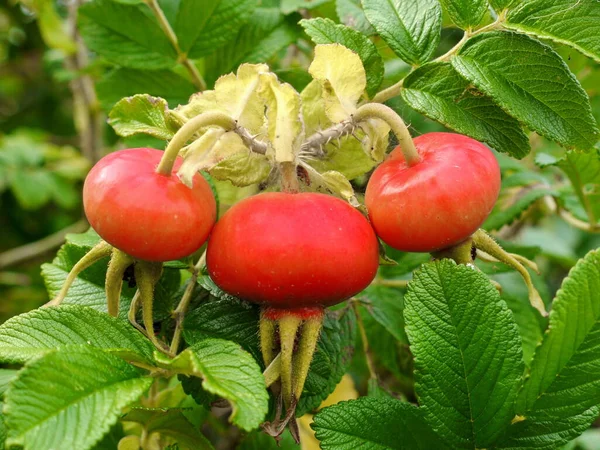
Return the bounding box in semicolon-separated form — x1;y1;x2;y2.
507;0;600;63
312;396;447;449
108;94;177;140
404;260;524;448
439;0;487;29
402;62;530;158
452;32;599;151
0;305;155;364
362;0;441;65
156;338;268;431
4;347;152;450
336;0;374;35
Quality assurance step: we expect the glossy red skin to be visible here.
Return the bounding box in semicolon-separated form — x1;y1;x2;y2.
83;148;216;261
365;132;501;253
206;192;380;310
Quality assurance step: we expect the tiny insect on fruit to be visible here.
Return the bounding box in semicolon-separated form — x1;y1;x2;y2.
365;132;501;253
83;148;217;262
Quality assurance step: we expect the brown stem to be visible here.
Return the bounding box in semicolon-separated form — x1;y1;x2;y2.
280;162;300;193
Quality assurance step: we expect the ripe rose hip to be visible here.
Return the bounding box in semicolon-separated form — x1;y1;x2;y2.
365;132;501;252
83;148;216;261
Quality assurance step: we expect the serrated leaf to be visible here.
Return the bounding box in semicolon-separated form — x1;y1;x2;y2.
122;408;213;450
452;32;599;151
258;73;302;162
502;294;544;368
484;175;558;231
551;150;600;225
186;0;256;59
0;305;155;364
109;94;177;140
157;339;268;431
312;396;447;449
360;285;407;343
208;149;272;187
506;0;600;63
300;18;383;97
308;44;366;122
402;62;530;158
205;8;298;85
404;260;524;448
0;370;17;398
4;347;152;450
96;69;195;111
336;0;374;35
489;0;515;11
440;0;488;29
78;0;176;69
362;0;441;65
513;250;600;432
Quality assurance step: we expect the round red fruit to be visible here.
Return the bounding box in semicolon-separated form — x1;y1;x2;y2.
365;132;501;252
206;192;380;310
83;148;216;261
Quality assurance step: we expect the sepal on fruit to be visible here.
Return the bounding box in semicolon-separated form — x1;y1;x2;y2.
105;249;134;317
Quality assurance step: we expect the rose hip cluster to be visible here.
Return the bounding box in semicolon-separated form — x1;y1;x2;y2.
52;131;507;439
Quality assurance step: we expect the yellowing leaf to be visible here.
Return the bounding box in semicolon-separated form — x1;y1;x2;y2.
209;150;272;187
214;64;270;134
175;90;219;119
309;136;377;180
259;73;303;163
213;179;259;215
177;128;228;187
362;117;390;161
301;80;331;136
308;44;366;122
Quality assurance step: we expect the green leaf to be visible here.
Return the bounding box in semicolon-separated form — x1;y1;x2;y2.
157;338;269;431
378;248;430;278
238;429;298;449
0;305;155;364
514;250;600;431
484;173;559;231
0;370;18;398
205;8;298;86
29;0;77;53
360;285;407;343
122;408;213;450
4;347;152;450
312;396;447;449
439;0;488;29
108;94;177;140
300;17;383;97
452;31;599;151
550;150;600;226
362;0;441;65
404;260;524;448
502;294;544;368
96;69;195;111
9;169;55;209
0;402;6;450
208;150;272;187
78;0;177;69
183;281;262;360
496;407;600;449
489;0;516;11
186;0;257;59
281;0;331;14
336;0;374;35
402;62;530;158
506;0;600;63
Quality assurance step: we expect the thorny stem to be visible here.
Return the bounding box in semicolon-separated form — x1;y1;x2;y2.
146;0;206;91
351;300;378;381
156;112;267;175
372;16;505;104
300;121;356;158
353;103;420;166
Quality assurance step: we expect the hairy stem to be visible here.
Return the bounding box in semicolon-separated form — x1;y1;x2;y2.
44;240;112;307
156;111;236;175
105;249;134;317
353;103;420;166
146;0;206;91
169;273;198;356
